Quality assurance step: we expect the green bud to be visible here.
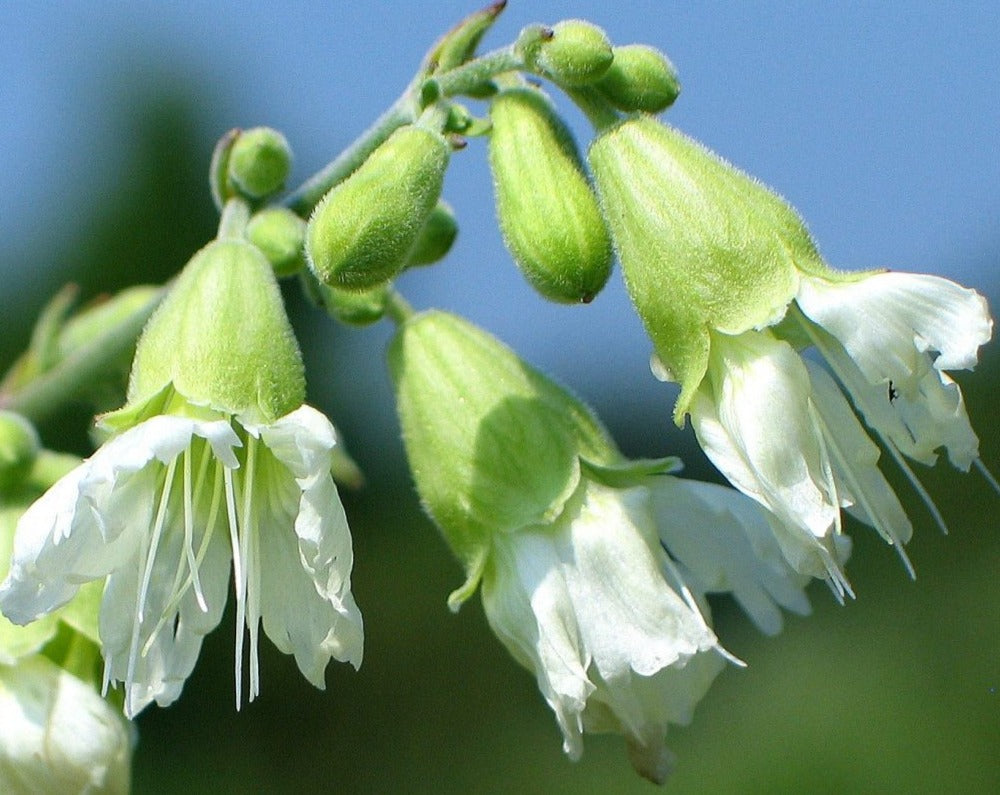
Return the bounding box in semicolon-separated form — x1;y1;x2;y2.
406;200;458;267
424;0;507;74
228;127;293;200
306;125;450;290
489;87;612;303
246;207;307;277
119;239;304;426
0;412;40;493
594;45;680;114
389;311;593;571
520;20;614;86
588;116;821;421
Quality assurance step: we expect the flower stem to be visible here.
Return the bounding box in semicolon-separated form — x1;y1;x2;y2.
217;197;251;239
284;93;418;216
431;47;522;97
384;289;415;326
563;86;621;133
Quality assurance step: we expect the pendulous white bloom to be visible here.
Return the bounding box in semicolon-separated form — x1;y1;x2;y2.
0;405;363;717
391;310;814;783
684;270;992;593
480;477;726;785
0;236;364;717
590;116;995;591
0;655;132;794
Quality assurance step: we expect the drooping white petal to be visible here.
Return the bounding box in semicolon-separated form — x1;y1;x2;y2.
0;417;222;625
255;407;364;686
804;362;916;573
0;416;242;717
481;479;721;772
690;331;844;581
0;656;132;794
805;320;980;471
650;476;811;636
797;271;992;380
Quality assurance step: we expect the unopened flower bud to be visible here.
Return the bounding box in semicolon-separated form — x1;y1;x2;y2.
594;45;680;113
520;20;613;86
489;87;611;303
306;125;450;290
228;127;293;200
0;413;39;493
247;207;307;277
406;200;458;267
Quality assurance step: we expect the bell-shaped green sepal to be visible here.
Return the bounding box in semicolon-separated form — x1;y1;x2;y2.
489;87;612;303
306;125;450;290
589;116;821;421
119;239;305;426
389;310;618;569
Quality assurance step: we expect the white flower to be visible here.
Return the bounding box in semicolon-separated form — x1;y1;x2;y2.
685;270;993;591
0;405;363;717
480;477;729;785
0;655;132;794
650;476;812;636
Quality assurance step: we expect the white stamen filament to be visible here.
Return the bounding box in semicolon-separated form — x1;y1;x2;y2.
224;465;245;710
183;447;208;612
809;393;915;579
141;459;226;659
240;437;261;702
126;456;178;714
659;547;744;668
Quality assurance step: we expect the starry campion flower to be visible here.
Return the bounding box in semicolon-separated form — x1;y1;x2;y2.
589;115;994;594
389;310;809;782
0;237;363;716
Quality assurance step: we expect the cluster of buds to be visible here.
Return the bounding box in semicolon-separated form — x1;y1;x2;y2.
0;3;993;790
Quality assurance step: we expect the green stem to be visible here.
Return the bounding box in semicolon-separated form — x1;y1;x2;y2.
431;47;523;97
563;86;621;133
218;197;251;239
384;289;415;326
0;289;164;424
284;94;418;216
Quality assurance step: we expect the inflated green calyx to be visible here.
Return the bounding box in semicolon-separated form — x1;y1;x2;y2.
306;125;450;290
589;116;823;421
120;239;305;426
0;412;40;493
389;310;604;567
489;87;611;303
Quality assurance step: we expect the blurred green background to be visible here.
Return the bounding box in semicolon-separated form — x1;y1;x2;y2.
2;2;998;792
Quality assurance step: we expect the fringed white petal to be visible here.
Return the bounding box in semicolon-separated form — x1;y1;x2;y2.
481;479;721;773
650;477;812;636
797;271;992;380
